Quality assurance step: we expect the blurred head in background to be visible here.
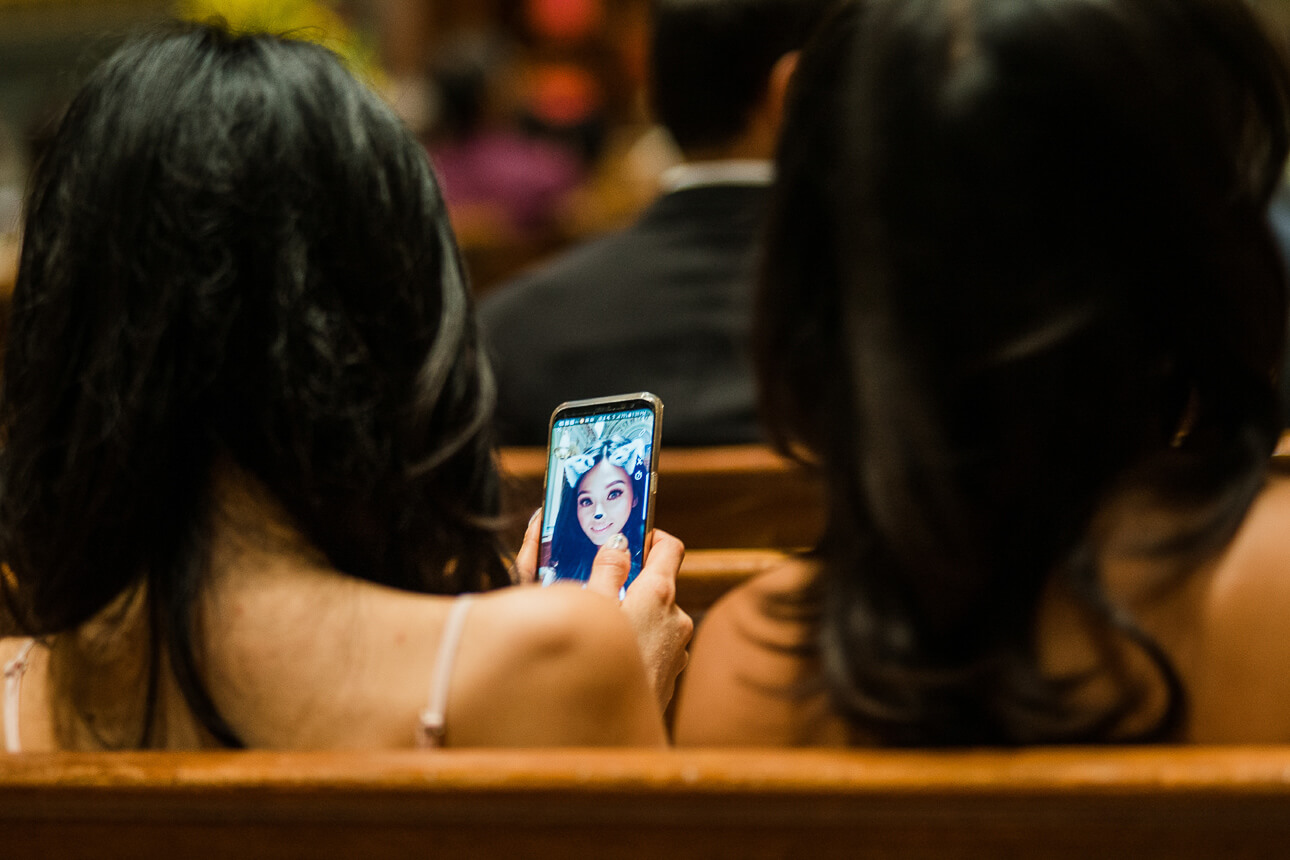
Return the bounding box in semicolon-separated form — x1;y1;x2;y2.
650;0;841;159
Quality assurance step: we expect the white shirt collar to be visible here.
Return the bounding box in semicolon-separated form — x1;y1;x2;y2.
659;160;775;193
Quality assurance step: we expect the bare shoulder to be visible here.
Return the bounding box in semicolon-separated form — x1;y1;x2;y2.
1188;475;1290;740
447;585;666;746
1206;474;1290;617
0;635;54;751
696;556;818;652
0;635;33;665
469;584;644;667
0;636;42;672
196;559;665;748
674;557;844;747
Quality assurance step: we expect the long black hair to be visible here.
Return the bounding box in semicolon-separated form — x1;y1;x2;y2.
758;0;1290;745
0;24;509;746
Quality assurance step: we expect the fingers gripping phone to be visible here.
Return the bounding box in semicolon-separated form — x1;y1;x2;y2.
538;393;662;593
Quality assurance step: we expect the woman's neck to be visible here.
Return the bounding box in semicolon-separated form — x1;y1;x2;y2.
45;586;216;750
45;465;337;750
198;466;398;748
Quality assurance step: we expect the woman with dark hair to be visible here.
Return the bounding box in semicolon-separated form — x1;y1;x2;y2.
0;24;690;751
547;437;649;586
675;0;1290;746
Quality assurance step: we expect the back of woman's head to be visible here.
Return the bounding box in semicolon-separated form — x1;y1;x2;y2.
1;25;506;740
759;0;1290;744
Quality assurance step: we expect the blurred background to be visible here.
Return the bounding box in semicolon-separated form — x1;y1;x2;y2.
0;0;682;296
6;0;1290;300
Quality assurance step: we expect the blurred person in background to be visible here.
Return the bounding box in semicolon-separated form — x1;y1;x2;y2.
479;0;841;446
425;32;584;249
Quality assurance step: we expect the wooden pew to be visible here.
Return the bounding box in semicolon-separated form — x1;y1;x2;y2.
4;746;1290;859
498;445;825;550
676;548;786;615
501;435;1290;552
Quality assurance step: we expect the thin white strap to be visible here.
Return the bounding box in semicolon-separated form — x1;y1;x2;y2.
4;639;37;754
418;596;474;748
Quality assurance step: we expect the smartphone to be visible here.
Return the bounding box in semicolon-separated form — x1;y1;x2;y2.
538;392;662;593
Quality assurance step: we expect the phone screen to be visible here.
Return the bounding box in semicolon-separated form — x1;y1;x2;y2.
539;394;660;592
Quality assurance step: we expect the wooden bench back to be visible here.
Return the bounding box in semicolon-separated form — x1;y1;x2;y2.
498;445;825;550
676;548;786;614
5;746;1290;859
503;436;1290;551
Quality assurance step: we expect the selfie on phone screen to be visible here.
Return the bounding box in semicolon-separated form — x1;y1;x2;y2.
539;396;660;591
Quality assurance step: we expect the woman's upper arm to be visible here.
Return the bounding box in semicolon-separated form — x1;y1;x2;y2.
670;590;752;745
446;586;667;747
673;564;833;747
1189;478;1290;741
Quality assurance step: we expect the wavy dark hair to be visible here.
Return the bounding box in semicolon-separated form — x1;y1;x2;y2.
549;439;647;586
757;0;1290;745
0;24;509;746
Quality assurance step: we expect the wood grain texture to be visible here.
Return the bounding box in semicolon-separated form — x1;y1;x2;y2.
5;747;1290;859
499;445;825;550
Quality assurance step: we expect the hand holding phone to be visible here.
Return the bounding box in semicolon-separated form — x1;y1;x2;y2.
523;393;691;709
524;513;690;710
615;528;692;710
538;393;662;594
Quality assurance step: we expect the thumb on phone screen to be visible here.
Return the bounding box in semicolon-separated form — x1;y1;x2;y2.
586;532;631;599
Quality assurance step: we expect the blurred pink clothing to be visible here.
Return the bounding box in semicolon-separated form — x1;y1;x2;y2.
430;132;583;235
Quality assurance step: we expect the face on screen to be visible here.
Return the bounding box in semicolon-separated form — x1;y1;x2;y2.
575;459;637;546
539;405;656;589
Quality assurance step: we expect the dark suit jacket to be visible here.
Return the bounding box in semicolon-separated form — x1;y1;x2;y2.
478;183;769;446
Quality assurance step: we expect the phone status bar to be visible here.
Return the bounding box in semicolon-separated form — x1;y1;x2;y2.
555;409;653;428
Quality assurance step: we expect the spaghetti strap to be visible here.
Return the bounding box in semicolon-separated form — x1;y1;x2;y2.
418;595;475;748
4;639;37;754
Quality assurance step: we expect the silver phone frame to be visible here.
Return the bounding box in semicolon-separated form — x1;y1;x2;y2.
538;392;664;582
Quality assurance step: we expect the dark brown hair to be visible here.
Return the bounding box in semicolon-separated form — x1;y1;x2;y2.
758;0;1290;744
